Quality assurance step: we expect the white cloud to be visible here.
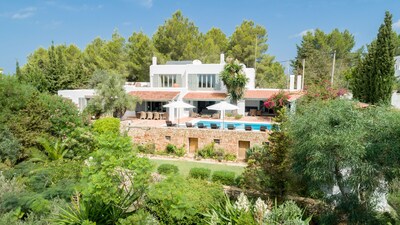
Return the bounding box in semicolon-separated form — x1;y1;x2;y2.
296;29;315;37
11;7;36;19
393;19;400;30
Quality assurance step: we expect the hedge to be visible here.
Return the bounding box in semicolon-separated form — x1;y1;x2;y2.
212;170;236;186
189;167;211;180
92;117;120;134
157;164;179;175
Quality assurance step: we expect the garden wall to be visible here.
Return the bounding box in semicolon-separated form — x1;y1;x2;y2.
126;126;269;159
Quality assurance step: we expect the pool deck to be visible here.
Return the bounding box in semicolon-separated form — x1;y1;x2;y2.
122;116;273;128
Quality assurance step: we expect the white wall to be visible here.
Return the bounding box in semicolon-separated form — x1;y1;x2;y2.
58;89;95;105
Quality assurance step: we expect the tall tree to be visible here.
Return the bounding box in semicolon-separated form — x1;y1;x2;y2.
86;70;139;118
228;20;268;68
126;31;154;82
200;27;228;63
220;58;249;105
256;55;287;88
351;11;395;105
293;29;355;87
153;10;201;61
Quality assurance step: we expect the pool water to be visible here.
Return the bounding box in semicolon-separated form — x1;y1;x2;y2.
195;120;272;131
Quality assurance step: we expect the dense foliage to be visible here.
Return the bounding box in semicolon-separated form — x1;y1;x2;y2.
351;11;396;105
220;58;249;105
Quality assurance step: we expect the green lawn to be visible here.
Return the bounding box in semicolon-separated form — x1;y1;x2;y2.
149;158;245;177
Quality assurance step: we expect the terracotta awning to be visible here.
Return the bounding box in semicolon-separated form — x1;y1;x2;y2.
244;90;303;101
183;92;227;100
129;91;180;101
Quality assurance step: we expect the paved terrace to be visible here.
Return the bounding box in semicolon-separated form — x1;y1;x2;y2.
121;116;273;128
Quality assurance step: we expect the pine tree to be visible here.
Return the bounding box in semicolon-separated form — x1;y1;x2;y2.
352;11;395;104
15;61;22;80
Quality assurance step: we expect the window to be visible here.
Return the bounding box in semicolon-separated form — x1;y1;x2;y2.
214;139;220;144
160;75;177;87
165;136;171;141
198;74;216;88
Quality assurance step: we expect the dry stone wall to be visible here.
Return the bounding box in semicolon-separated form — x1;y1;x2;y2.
126;126;269;159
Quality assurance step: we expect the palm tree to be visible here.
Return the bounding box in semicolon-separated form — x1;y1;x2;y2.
220;58;249;105
32;137;68;162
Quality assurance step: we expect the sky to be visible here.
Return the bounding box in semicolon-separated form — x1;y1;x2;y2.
1;0;400;74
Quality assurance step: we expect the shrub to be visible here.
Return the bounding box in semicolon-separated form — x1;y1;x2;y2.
147;176;224;225
225;112;233;117
165;144;186;157
234;114;243;120
0;127;21;166
92;117;120;134
224;153;237;161
196;142;216;158
212;171;236;186
245;145;263;161
189;168;211;180
157;164;179;175
136;143;156;154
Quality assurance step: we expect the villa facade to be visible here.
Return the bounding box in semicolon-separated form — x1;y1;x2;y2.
58;54;303;121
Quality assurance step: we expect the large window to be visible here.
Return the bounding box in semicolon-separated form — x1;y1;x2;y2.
160;75;177;87
198;74;216;88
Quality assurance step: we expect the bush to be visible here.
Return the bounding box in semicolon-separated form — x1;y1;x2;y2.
196;142;216;159
147;176;224;225
245;145;263;161
136;143;156;154
157;164;179;175
234;114;243;120
225;112;233;117
189;168;211;180
224;153;237;161
165;144;186;157
212;171;236;186
92;117;120;134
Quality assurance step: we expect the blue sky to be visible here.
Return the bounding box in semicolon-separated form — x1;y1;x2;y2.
1;0;400;74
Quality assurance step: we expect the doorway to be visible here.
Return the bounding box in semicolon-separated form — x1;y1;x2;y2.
238;141;250;159
189;138;199;154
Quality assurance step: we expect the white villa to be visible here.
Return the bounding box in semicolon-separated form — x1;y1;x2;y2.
58;54;303;121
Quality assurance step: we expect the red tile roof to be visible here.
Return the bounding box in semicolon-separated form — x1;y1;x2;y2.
183;92;227;100
129;91;180;101
244;90;304;101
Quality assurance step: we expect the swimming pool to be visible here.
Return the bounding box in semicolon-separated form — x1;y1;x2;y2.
194;120;272;131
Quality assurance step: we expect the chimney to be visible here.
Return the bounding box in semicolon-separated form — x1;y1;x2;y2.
289;75;295;90
152;56;157;65
296;75;302;90
220;53;225;64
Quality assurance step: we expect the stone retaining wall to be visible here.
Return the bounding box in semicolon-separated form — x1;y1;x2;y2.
126;126;269;159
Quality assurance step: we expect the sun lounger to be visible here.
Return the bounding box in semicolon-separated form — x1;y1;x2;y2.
245;125;252;131
197;122;206;128
211;123;220;129
166;120;176;127
260;126;267;132
227;124;235;130
186;122;194;128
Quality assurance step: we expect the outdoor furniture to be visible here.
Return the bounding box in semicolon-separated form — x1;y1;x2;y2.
260;126;267;132
250;109;257;117
197;122;206;128
212;113;220;119
161;112;168;120
211;123;220;129
190;112;199;118
245;125;252;131
147;112;153;120
140;111;147;120
256;110;262;116
186;122;194;128
201;114;211;118
227;124;235;130
153;112;160;120
166;120;176;127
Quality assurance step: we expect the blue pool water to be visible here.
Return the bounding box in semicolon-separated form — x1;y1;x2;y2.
195;120;272;131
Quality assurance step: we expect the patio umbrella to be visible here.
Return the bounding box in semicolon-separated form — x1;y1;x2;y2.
163;100;195;126
207;101;239;130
